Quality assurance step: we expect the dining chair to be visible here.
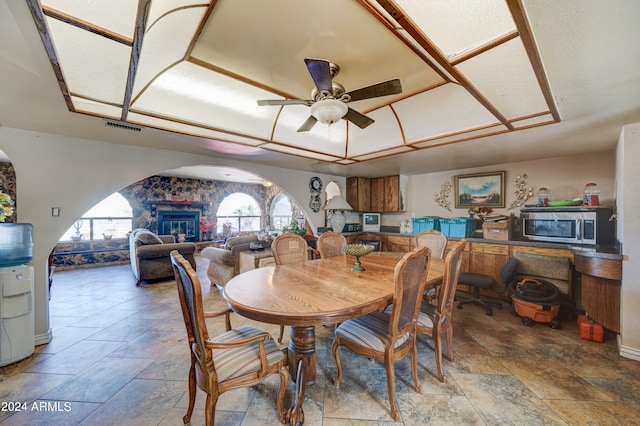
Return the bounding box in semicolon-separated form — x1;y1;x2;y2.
169;251;289;426
272;232;310;264
415;239;465;382
414;229;448;303
414;230;447;259
355;233;384;252
317;231;347;258
272;232;310;342
332;246;430;421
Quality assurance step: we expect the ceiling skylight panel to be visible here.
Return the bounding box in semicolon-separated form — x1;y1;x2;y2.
71;96;122;119
456;38;549;120
393;84;497;142
132;6;207;99
134;61;277;136
46;17;131;105
147;0;210;27
347;108;403;157
395;0;515;59
42;0;137;39
262;144;342;162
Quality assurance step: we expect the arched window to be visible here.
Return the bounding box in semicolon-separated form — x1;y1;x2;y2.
217;193;261;237
270;194;292;231
60;192;133;241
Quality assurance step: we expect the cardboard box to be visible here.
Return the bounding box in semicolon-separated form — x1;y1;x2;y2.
482;220;511;240
578;315;604;343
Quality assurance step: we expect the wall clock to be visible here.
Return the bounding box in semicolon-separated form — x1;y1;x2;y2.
309;177;323;193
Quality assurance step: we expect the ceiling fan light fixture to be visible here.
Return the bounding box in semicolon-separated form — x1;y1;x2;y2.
310;98;348;125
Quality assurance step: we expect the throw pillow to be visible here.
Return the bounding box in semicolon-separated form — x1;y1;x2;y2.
137;232;163;245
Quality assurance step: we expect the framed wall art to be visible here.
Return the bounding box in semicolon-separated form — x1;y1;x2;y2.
454;171;505;208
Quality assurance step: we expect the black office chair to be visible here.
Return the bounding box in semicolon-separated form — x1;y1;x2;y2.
456;258;519;315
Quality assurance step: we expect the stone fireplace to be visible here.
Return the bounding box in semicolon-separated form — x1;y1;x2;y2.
158;210;200;242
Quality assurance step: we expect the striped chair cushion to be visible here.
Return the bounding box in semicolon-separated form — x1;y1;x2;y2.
385;303;436;329
335;311;409;352
417;311;434;328
211;326;284;382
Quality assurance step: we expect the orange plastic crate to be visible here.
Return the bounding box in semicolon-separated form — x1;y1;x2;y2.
578;315;604;343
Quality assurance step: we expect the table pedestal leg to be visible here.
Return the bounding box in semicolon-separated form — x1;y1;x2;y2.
287;325;316;384
285;326;316;426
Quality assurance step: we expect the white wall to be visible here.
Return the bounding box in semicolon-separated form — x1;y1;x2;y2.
382;152;616;228
0;127;342;344
617;123;640;360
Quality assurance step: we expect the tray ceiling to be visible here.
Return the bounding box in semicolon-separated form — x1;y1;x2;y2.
29;0;558;165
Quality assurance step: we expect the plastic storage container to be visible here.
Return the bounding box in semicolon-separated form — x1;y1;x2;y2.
536;187;550;206
439;217;476;238
0;224;34;267
411;216;441;233
583;183;600;206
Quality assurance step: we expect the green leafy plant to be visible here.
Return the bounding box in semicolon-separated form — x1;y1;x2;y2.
283;218;306;236
0;191;14;222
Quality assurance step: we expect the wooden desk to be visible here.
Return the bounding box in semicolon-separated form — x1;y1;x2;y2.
223;252;444;425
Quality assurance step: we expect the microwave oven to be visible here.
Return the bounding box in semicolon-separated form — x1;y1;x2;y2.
520;207;615;246
362;213;381;232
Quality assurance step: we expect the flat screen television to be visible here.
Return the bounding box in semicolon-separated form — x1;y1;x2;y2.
362;213;381;232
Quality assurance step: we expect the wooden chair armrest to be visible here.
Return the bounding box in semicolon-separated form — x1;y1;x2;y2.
203;308;233;331
204;330;271;350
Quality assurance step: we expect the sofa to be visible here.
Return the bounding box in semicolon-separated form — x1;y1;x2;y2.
201;234;261;287
129;228;197;286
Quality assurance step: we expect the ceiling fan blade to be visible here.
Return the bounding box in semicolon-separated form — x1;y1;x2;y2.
344;78;402;103
257;99;312;106
297;115;318;132
345;108;374;129
304;58;333;93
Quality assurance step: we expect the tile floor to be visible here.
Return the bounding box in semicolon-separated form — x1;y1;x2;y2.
1;256;640;425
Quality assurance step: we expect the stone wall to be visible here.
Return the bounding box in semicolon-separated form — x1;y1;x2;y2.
0;165;300;269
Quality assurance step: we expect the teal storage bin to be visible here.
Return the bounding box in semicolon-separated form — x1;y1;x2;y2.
439;217;476;238
412;216;441;233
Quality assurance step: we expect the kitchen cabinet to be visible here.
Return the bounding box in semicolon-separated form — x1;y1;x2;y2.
466;242;511;296
346;177;370;211
575;254;621;332
346;175;406;212
386;235;413;252
370;177;385;212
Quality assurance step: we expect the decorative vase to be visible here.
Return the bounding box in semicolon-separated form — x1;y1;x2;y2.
342;244;375;272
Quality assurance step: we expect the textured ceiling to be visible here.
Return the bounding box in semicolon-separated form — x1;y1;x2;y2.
1;1;639;179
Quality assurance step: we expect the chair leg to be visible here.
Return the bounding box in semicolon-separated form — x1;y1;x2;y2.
456;286;502;315
445;325;455;363
204;393;217;426
184;362;196;425
410;338;422;393
278;325;285;343
277;365;290;423
332;338;343;388
385;358;400;421
433;329;444;382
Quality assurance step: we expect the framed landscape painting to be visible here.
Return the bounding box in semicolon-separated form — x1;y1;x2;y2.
454;171;505;208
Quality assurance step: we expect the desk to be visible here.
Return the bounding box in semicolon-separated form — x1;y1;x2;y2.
223;252;444;425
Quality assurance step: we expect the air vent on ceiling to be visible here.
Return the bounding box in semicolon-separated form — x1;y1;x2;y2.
104;120;142;132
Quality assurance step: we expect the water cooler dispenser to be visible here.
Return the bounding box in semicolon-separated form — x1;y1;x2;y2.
0;223;35;366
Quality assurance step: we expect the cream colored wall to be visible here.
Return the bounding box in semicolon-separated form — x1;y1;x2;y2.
382;151;616;228
617;123;640;361
0;127;340;344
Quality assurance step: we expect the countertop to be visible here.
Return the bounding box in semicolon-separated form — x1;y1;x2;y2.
337;231;623;260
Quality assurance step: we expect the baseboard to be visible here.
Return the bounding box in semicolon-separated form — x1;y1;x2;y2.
618;334;640;361
35;329;52;346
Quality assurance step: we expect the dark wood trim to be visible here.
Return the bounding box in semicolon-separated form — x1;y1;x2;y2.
450;30;520;66
121;0;152;121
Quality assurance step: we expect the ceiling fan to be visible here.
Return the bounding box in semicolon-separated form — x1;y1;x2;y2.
257;58;402;132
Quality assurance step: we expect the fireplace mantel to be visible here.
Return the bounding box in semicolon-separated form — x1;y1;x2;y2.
144;200;211;217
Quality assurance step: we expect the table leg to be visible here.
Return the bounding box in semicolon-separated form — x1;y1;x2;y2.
284;326;316;426
287;325;316;384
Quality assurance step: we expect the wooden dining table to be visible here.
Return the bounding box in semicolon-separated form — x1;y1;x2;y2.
223;251;444;425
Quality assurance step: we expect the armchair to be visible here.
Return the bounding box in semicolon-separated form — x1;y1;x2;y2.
129;228;196;286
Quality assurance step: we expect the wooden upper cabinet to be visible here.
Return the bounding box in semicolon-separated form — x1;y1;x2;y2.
346;177;371;212
347;175;406;212
370;177;385;212
384;175;401;212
